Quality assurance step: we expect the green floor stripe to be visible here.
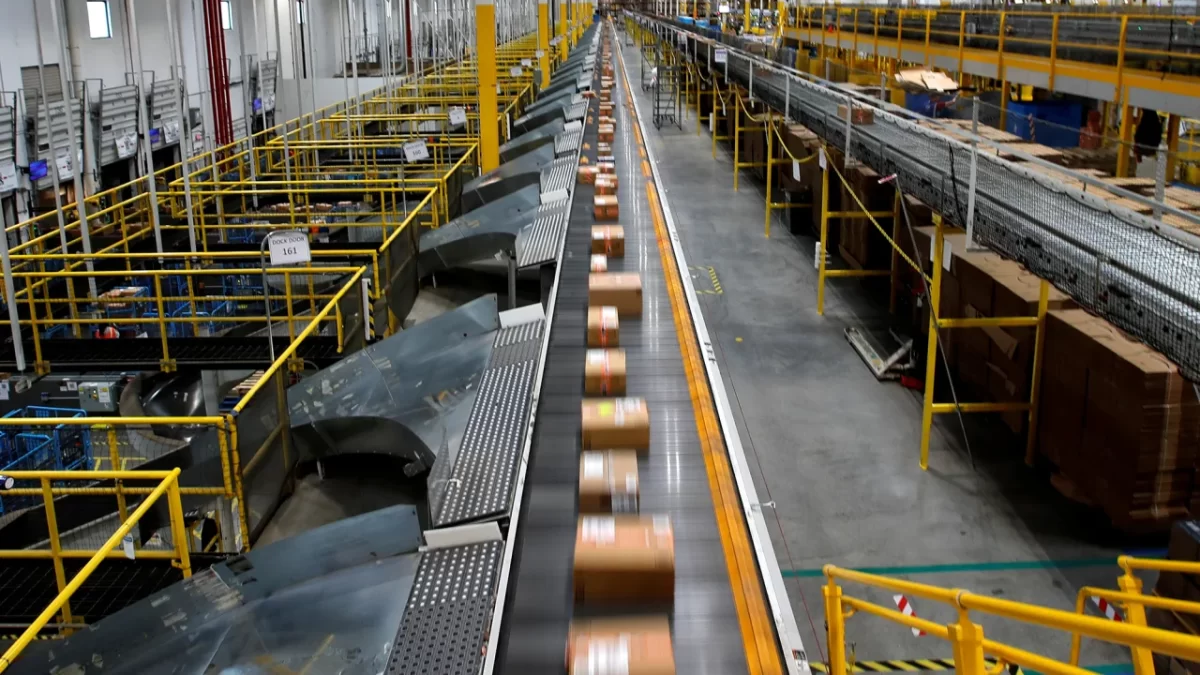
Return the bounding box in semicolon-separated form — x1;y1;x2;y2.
783;557;1121;578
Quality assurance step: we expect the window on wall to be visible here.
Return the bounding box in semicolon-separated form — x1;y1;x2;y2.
220;1;232;30
86;0;112;39
296;0;307;25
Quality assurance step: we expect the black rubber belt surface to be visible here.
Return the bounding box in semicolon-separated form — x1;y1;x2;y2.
494;27;751;675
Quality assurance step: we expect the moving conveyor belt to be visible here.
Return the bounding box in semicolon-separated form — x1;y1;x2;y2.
490;21;771;675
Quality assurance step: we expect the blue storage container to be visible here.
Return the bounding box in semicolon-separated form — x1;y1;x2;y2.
1004;100;1082;148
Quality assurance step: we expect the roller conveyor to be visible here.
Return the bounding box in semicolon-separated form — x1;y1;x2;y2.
488;22;773;675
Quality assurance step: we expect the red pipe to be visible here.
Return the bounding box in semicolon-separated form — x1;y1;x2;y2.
404;0;414;70
202;0;233;146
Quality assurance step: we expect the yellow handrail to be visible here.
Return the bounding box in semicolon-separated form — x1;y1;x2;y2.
823;564;1200;675
0;468;191;673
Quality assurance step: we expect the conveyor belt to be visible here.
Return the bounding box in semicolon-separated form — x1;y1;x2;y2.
493;25;753;675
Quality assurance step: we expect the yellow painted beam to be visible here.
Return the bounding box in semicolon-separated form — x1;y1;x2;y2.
475;0;500;172
539;0;551;88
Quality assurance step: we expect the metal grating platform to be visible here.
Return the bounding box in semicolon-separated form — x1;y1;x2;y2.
516;212;568;268
555;129;584;156
432;321;544;528
387;541;503;675
539;156;575;194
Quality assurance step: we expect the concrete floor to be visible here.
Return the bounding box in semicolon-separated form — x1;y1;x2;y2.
622;39;1143;668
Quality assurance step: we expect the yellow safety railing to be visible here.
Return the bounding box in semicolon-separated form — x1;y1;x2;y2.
224;264;368;542
0;468;191;672
9;265;366;373
824;564;1200;675
1069;556;1200;675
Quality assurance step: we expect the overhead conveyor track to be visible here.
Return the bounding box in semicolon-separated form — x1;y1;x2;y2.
638;13;1200;385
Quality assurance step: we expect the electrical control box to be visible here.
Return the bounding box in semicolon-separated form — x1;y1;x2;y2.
78;380;122;413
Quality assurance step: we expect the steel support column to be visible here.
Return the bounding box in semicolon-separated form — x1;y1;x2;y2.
476;0;500;171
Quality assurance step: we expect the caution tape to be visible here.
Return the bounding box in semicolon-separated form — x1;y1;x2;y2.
893;594;926;637
1092;596;1124;622
811;658;1023;674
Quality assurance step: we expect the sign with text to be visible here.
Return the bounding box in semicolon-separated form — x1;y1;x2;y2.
115;132;138;159
521;58;532;67
163;121;180;144
510;66;523;77
449;107;468;126
268;231;312;266
714;48;728;64
403;139;430;163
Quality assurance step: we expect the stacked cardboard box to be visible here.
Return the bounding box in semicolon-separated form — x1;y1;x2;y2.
909;227;1074;433
837;164;894;271
1038;309;1200;530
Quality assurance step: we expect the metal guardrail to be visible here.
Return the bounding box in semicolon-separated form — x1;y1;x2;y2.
0;469;191;673
824;563;1200;675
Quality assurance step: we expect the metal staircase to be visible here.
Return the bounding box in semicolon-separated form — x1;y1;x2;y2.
651;45;681;129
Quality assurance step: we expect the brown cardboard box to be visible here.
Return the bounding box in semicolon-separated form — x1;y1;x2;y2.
1157;521;1200;600
600;89;612;103
581;397;650;451
589;272;642;316
568;616;675;675
586;348;627;396
592;225;625;256
596;175;618;196
599;125;614;143
597;161;616;175
587;306;620;347
598;142;613;155
600;115;616;127
573;514;674;604
579;449;639;512
578;165;599;185
594;195;620;221
599;103;613;117
591;254;608;273
1038;309;1200;531
836;103;874;125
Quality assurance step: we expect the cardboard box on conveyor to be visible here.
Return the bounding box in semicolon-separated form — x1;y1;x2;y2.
579;448;638;512
568;616;675;675
573;514;674;605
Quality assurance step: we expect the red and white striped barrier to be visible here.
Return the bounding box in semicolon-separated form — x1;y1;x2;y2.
1092;596;1124;622
894;594;926;637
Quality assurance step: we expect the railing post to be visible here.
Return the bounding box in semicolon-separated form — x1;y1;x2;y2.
1118;573;1157;675
816;156;830;316
765;117;774;238
40;477;74;628
107;425;129;522
949;610;986;675
824;576;848;675
166;476;193;579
